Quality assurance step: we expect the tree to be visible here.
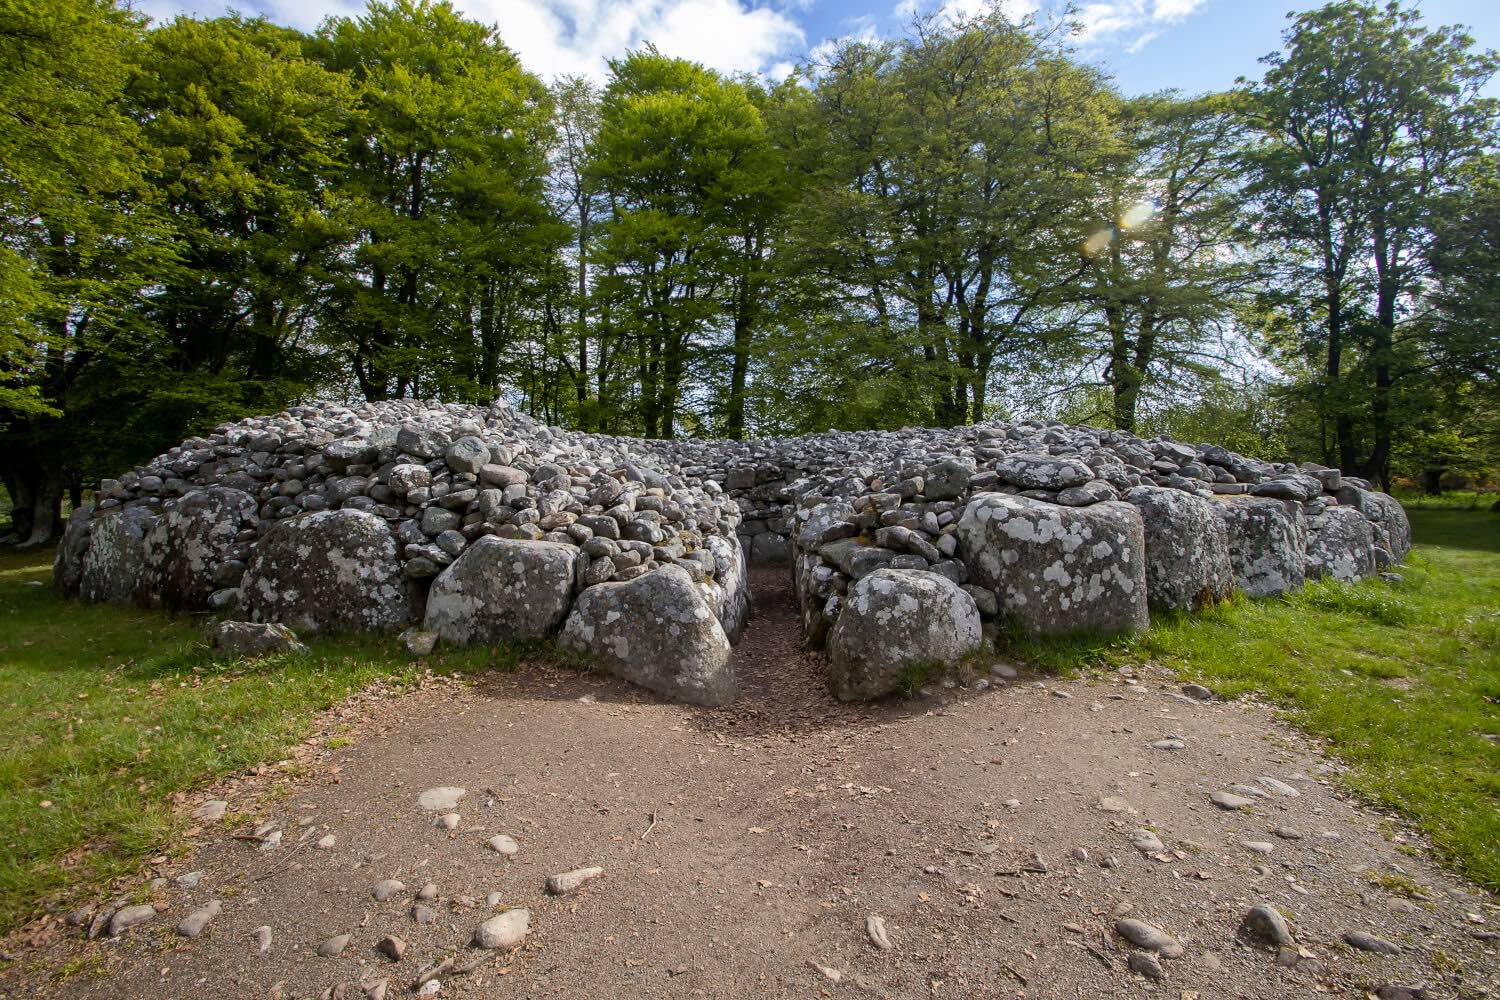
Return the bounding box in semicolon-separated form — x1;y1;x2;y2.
589;49;777;438
129;15;353;412
316;0;561;403
1246;0;1498;484
0;0;172;543
786;7;1115;428
1072;93;1256;433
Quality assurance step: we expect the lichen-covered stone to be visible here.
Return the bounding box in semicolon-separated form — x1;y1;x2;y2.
557;565;736;706
993;454;1094;490
1335;485;1411;566
80;506;157;604
423;536;577;644
827;569;981;701
53;503;94;596
210;620;308;656
1123;486;1234;612
1306;506;1375;582
243;509;412;632
1215;497;1305;598
702;533;749;644
956;493;1147;638
141;487;259;611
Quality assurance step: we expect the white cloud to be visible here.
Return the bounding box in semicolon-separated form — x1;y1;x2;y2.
135;0;805;81
1074;0;1205;46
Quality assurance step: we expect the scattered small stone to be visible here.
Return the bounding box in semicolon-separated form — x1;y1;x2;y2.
193;800;228;823
1240;904;1294;948
176;900;221;939
1129;829;1165;854
1128;950;1164;980
810;962;843;984
485;892;503;908
1210;790;1255;811
1071;847;1090;862
1101;855;1120;869
436;813;460;831
1375;987;1429;1000
176;871;203;889
417;787;465;811
259;829;283;852
1274;826;1303;840
1240;841;1275;855
401;628;439;656
316;834;337;850
1050;688;1073;699
1257;776;1301;797
377;935;407;961
1343;930;1401;955
1097;796;1134;814
991;663;1018;679
373;879;406;902
866;914;893;951
473;908;530;950
317;933;352;957
546;866;603;895
109;904;157;936
251;926;273;954
418;883;438;901
416;981;441;997
487;834;519;856
411;903;438;926
1151;738;1185;750
1115;918;1184;959
1181;683;1214;701
362;979;389;1000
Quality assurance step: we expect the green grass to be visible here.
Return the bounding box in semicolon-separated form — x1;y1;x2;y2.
0;549;511;934
1015;506;1500;892
1391;487;1498;512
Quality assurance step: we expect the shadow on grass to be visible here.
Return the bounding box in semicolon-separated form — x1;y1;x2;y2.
1408;508;1500;553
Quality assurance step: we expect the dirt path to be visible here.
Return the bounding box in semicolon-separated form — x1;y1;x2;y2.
2;566;1496;999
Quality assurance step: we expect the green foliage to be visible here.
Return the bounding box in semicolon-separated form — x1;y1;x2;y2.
1245;0;1498;484
2;0;1499;530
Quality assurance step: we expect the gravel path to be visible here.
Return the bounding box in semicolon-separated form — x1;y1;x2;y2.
3;566;1495;999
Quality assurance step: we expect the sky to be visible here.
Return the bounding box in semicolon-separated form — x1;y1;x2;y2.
132;0;1500;97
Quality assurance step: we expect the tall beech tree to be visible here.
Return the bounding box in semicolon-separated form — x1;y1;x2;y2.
1074;92;1256;433
1246;0;1497;483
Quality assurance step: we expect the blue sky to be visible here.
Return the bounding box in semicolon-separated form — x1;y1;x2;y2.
137;0;1500;95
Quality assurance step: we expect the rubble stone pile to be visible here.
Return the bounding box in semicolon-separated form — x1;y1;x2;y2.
54;402;1410;704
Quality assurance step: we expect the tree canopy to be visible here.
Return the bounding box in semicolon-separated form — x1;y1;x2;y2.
2;0;1497;540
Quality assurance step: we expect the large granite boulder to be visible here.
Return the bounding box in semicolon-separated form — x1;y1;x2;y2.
827;569;982;701
53;503;95;596
1305;506;1376;582
702;533;749;644
80;506;157;605
243;509;413;632
557;565;736;706
1123;486;1234;612
1215;497;1305;598
1335;485;1411;566
141;487;259;611
423;536;577;644
956;493;1148;638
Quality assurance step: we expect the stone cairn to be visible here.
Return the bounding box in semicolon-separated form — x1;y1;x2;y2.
53;400;1411;705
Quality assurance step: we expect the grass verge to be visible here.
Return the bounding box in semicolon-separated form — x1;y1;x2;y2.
1013;507;1500;892
0;548;510;935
